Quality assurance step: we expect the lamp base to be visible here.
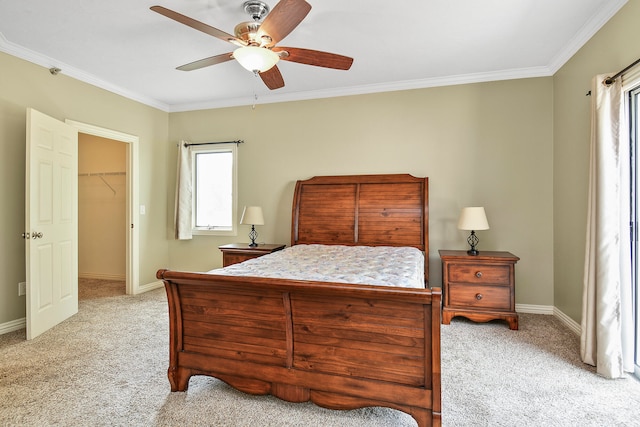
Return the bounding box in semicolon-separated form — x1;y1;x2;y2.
248;225;258;247
466;230;480;256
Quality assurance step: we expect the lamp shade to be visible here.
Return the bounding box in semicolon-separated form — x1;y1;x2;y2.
457;207;489;231
233;46;279;72
240;206;264;225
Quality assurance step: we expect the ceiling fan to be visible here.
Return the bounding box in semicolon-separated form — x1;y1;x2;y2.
150;0;354;90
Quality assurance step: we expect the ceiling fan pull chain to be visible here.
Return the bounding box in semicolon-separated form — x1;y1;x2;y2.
252;71;259;110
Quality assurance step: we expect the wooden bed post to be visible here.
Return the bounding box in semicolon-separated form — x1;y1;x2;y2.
431;287;442;426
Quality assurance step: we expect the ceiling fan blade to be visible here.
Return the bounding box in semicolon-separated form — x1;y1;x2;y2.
150;5;246;47
274;47;353;70
176;53;234;71
258;0;311;47
259;66;285;90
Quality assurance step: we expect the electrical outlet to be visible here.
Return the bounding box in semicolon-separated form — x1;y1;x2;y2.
18;282;26;296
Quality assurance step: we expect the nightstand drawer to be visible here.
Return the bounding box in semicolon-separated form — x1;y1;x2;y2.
219;243;286;267
224;253;256;266
448;264;510;285
448;283;511;310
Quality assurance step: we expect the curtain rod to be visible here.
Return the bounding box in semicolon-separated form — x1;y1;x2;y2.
604;57;640;85
182;140;244;147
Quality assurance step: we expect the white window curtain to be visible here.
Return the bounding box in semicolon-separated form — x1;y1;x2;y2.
581;74;634;378
175;141;193;240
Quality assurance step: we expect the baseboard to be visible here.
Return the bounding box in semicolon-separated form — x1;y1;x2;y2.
516;303;554;315
135;280;163;295
0;317;25;335
553;307;582;335
516;303;581;335
79;272;126;281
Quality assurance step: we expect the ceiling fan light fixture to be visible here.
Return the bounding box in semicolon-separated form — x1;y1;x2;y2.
233;46;279;73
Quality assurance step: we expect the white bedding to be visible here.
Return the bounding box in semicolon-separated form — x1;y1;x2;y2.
208;244;425;289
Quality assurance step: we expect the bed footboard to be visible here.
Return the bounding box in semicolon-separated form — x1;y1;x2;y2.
157;269;442;427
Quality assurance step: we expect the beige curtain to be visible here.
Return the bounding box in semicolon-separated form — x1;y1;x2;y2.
174;141;192;240
581;74;634;378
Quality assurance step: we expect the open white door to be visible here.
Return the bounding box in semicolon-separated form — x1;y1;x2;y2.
25;108;79;340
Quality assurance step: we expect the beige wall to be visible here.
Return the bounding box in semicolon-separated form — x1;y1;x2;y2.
168;78;555;306
78;134;126;279
3;0;636;330
0;52;170;325
553;0;640;322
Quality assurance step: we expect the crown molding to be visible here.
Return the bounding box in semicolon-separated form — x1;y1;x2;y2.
169;66;554;112
0;32;170;112
547;0;628;74
2;0;629;114
0;31;554;113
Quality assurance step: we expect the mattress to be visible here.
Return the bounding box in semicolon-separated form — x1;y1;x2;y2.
209;244;425;289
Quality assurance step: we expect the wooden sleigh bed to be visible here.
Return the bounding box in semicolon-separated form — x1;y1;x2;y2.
157;174;442;427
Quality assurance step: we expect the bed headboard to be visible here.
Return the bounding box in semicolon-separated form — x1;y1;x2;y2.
291;174;429;280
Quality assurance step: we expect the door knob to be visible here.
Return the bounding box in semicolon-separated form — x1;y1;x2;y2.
31;231;43;239
21;232;30;239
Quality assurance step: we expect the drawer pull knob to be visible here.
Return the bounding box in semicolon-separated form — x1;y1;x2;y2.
475;271;483;278
475;293;483;300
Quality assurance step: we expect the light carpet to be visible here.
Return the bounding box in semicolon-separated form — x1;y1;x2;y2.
1;280;639;426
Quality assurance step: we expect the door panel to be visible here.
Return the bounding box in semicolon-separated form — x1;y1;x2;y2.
60;241;74;299
36;243;54;309
26;108;78;340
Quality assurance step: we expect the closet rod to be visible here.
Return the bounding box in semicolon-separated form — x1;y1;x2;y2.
604;57;640;85
181;140;244;147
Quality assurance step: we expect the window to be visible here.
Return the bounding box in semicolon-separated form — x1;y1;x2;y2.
191;144;237;236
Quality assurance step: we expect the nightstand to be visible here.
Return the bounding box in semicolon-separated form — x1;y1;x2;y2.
219;243;286;267
439;250;520;330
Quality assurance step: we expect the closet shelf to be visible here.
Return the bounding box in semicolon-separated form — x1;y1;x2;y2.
78;172;125;177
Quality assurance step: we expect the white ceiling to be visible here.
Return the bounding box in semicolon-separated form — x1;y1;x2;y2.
0;0;627;112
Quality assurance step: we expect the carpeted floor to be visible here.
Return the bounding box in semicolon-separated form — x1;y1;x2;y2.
0;279;639;426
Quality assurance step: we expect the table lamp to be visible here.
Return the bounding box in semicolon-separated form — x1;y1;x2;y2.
240;206;264;247
457;207;489;255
